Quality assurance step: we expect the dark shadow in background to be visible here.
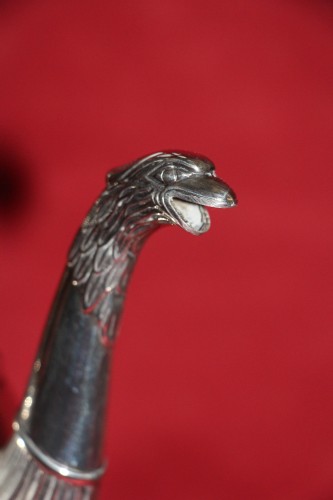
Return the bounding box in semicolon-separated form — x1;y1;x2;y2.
0;138;34;229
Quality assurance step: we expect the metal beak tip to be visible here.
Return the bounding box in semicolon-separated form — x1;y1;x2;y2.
225;189;237;208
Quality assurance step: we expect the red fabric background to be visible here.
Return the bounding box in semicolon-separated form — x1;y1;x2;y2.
0;1;333;498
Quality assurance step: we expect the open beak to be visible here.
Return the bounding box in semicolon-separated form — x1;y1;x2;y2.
164;174;237;235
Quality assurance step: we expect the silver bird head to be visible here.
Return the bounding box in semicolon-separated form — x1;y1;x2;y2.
68;150;237;338
106;151;237;236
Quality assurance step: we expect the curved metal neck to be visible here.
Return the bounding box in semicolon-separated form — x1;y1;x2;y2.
9;151;237;485
16;194;159;475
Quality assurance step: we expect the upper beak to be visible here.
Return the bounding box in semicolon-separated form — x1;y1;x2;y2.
167;175;237;208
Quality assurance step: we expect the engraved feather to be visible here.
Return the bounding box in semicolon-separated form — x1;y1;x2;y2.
67;166;161;341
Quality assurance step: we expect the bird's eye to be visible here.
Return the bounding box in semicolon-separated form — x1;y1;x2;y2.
155;166;188;184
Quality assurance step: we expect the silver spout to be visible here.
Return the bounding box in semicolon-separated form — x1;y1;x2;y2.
0;151;237;499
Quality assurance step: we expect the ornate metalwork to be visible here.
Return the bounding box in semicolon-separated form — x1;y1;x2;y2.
0;151;237;499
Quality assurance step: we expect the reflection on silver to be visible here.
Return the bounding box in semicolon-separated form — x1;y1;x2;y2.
0;151;237;498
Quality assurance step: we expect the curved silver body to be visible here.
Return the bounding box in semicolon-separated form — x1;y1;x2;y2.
0;151;237;499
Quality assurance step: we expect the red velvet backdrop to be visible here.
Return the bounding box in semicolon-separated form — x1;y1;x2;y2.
0;1;332;499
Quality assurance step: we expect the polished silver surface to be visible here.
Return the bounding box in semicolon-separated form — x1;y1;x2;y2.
0;151;237;498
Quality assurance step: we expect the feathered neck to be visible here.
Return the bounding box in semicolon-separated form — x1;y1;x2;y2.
68;181;161;344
